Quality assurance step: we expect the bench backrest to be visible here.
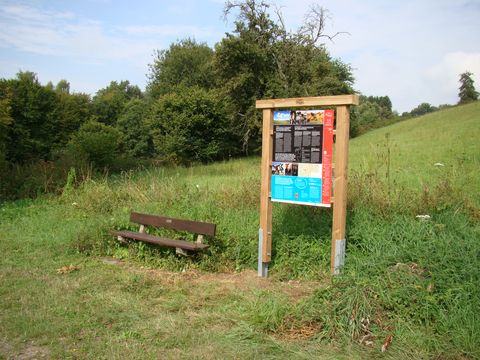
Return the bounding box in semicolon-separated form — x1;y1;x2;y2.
130;212;216;236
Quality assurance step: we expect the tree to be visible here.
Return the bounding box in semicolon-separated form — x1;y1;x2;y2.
409;102;437;117
214;0;354;154
147;39;215;99
351;101;382;136
116;98;153;158
68;120;121;168
0;72;93;165
4;71;57;163
458;71;479;104
362;95;393;119
91;80;142;125
55;79;70;94
49;91;91;150
148;86;231;164
0;83;13;169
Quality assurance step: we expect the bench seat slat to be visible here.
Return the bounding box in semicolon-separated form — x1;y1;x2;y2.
111;230;209;251
130;212;216;236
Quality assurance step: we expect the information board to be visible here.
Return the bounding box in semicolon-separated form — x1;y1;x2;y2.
271;109;333;207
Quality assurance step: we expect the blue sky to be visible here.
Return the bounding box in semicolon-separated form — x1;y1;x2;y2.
1;0;479;112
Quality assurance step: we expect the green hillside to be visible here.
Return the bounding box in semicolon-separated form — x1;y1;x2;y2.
0;102;479;358
350;101;480;206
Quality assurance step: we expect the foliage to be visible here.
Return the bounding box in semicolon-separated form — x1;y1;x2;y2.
67;120;121;169
116;98;153;158
0;73;148;200
49;91;91;151
147;39;215;99
0;84;13;179
362;95;393;118
350;95;395;137
91;80;142;125
55;79;70;94
0;72;92;165
458;71;479;104
148;87;231;163
213;0;354;153
1;71;57;163
408;102;437;117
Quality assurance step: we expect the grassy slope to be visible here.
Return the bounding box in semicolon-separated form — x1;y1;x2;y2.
349;101;480;206
0;102;479;359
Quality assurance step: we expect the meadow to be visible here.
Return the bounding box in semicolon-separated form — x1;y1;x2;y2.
0;102;479;359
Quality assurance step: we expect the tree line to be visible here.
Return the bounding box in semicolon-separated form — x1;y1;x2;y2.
1;1;477;201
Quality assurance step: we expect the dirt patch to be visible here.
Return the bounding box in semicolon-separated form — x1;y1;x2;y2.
100;257;123;266
275;320;321;341
390;262;426;277
138;268;324;302
0;338;13;357
0;339;50;360
15;344;50;360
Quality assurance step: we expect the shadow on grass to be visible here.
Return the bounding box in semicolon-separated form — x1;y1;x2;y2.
273;204;333;238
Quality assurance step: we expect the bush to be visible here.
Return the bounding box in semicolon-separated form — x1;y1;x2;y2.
116;99;153;158
67;120;121;169
148;86;232;164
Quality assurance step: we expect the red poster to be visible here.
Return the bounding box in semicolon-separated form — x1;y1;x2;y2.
321;109;334;206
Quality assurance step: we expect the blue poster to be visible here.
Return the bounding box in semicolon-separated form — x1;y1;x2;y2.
271;175;322;206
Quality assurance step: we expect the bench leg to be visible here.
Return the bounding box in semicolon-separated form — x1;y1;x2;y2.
117;236;127;244
175;247;190;256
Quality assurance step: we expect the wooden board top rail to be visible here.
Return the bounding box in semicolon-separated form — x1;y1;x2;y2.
130;212;216;236
255;95;359;109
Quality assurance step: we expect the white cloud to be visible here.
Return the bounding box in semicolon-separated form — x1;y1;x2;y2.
426;52;480;105
0;2;219;67
428;52;480;86
0;3;154;65
124;25;221;40
1;4;74;22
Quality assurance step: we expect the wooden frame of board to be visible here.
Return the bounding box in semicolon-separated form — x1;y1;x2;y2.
256;95;359;277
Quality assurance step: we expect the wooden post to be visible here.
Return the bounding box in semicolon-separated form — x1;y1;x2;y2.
258;109;274;277
331;105;350;275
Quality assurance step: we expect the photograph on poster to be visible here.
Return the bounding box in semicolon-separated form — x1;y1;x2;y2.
274;109;326;125
272;162;298;176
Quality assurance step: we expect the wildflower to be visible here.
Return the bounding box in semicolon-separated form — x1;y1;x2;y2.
415;214;430;221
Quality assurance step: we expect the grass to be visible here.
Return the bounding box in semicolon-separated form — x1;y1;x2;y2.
349;101;480;209
1;102;479;359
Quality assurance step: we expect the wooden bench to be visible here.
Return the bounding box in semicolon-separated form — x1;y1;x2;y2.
111;212;216;255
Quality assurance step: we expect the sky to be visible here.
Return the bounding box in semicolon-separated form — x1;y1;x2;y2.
1;0;479;113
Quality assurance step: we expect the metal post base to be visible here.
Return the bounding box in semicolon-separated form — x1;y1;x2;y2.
333;239;346;275
258;228;269;277
258;262;268;277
